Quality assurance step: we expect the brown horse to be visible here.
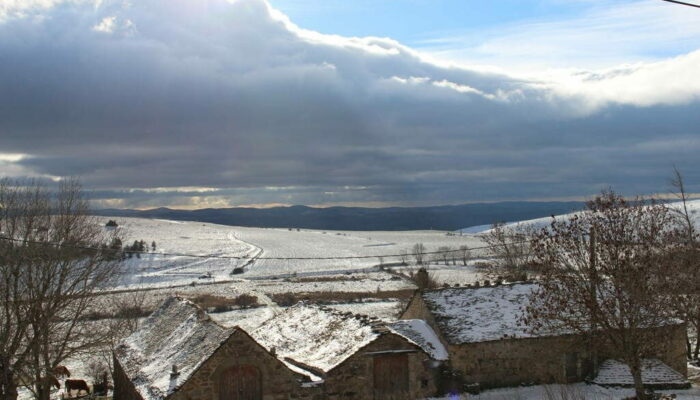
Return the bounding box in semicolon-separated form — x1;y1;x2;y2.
43;376;61;390
64;379;90;396
52;366;71;379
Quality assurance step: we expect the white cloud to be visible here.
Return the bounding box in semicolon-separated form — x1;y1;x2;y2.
544;50;700;112
421;0;700;71
92;15;115;32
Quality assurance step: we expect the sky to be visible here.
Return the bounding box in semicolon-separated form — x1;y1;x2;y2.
0;0;699;209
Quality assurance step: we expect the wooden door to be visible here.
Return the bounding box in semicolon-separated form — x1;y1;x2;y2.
373;354;409;400
565;352;578;382
219;365;261;400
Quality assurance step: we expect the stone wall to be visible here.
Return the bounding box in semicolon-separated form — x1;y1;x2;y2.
400;292;449;347
323;332;437;400
113;355;145;400
172;329;320;400
450;323;688;390
609;323;687;376
449;335;595;389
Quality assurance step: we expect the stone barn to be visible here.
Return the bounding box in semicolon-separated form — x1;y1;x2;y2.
250;302;447;400
113;297;317;400
114;298;447;400
401;282;688;390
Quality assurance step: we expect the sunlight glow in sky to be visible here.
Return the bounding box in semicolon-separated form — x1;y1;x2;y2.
0;0;699;208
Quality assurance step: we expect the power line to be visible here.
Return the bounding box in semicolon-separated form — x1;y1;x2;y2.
660;0;700;8
0;235;532;261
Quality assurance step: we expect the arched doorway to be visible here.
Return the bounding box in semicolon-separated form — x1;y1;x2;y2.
218;365;261;400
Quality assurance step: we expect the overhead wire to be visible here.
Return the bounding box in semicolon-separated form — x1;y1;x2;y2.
660;0;700;8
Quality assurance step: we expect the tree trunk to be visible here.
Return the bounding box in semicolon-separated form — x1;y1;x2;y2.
36;382;51;400
694;334;700;360
0;360;19;400
629;360;646;400
687;336;693;359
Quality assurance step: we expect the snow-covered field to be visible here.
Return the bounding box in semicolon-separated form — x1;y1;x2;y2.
104;217;486;289
108;218;257;288
233;226;485;278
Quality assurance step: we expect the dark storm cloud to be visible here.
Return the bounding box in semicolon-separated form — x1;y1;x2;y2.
1;0;699;207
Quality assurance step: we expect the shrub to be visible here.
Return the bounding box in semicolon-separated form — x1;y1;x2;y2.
191;294;259;312
233;294;258;309
407;267;439;290
270;289;414;306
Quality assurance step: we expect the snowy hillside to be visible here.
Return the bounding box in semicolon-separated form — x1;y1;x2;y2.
103;217;257;288
460;199;700;235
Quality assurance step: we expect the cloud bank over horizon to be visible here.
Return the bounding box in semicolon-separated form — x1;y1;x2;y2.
0;0;699;208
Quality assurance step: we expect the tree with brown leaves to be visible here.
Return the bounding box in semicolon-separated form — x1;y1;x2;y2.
523;191;682;400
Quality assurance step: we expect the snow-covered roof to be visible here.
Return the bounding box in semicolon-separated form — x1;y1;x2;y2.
593;359;690;389
387;319;448;361
114;297;233;400
251;303;382;377
421;283;541;344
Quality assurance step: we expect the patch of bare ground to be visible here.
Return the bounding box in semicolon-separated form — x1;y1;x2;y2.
188;294;260;312
290;275;360;283
270;289;415;307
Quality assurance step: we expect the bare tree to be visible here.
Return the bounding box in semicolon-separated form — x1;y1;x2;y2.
399;250;409;266
668;167;700;360
0;178;122;400
481;222;535;280
437;246;451;265
448;248;458;265
522;191;681;400
412;243;426;266
458;245;471;266
90;289;148;379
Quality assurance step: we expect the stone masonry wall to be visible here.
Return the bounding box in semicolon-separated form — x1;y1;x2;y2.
113;355;146;400
171;329;320;400
449;335;595;389
451;323;688;390
634;323;688;376
400;292;449;347
323;332;437;400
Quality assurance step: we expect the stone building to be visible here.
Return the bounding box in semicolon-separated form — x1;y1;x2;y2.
113;297;314;400
249;303;446;400
114;298;447;400
401;282;689;390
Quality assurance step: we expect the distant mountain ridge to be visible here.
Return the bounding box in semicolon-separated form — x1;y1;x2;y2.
93;201;585;231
